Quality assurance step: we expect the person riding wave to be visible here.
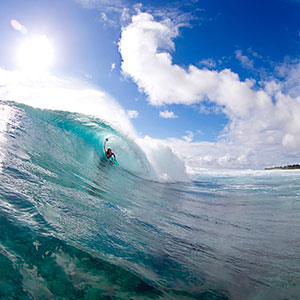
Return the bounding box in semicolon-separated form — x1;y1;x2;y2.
104;138;117;165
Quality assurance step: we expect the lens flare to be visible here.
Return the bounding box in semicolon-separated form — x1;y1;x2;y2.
10;19;28;34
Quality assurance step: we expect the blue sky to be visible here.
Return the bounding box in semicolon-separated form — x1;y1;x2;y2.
1;0;300;170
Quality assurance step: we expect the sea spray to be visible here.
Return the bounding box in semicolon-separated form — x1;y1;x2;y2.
137;136;190;182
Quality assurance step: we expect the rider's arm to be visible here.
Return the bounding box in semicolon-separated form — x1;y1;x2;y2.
104;138;108;152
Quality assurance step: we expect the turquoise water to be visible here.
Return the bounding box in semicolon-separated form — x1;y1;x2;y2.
0;100;299;300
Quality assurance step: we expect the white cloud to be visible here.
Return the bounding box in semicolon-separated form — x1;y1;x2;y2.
111;63;116;71
276;59;300;98
119;13;267;118
235;49;254;69
75;0;123;8
145;133;300;172
198;58;216;69
159;110;178;118
84;73;93;79
119;12;300;170
75;0;197;31
127;109;139;118
182;130;194;142
120;7;131;23
100;12;117;27
75;0;130;27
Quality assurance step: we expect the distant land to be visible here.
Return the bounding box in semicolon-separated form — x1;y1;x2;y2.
265;164;300;170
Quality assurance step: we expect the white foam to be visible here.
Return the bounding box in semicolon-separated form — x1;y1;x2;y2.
137;136;190;182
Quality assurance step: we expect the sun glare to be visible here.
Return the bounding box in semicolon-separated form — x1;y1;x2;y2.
17;35;54;73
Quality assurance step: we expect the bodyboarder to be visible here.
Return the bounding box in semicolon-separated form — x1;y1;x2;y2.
104;138;117;165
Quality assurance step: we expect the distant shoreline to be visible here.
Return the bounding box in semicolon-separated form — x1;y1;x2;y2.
265;164;300;170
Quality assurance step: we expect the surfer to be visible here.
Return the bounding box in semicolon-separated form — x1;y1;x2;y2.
104;138;117;165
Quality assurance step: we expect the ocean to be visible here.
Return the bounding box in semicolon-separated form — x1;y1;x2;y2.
0;100;299;300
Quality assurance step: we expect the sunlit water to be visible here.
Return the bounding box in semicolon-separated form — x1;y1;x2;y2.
0;101;299;300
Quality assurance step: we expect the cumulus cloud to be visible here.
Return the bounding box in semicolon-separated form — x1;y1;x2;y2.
119;12;300;170
127;109;139;118
119;13;270;118
159;110;178;118
198;58;216;69
235;49;254;69
182;130;194;142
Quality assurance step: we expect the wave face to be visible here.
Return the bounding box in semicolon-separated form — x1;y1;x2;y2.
0;100;300;299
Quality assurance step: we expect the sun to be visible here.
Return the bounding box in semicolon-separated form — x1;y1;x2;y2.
17;35;54;73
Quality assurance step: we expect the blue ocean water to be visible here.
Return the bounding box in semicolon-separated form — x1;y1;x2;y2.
0;100;299;300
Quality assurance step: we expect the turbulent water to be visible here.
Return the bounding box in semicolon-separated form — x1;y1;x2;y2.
0;100;299;300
